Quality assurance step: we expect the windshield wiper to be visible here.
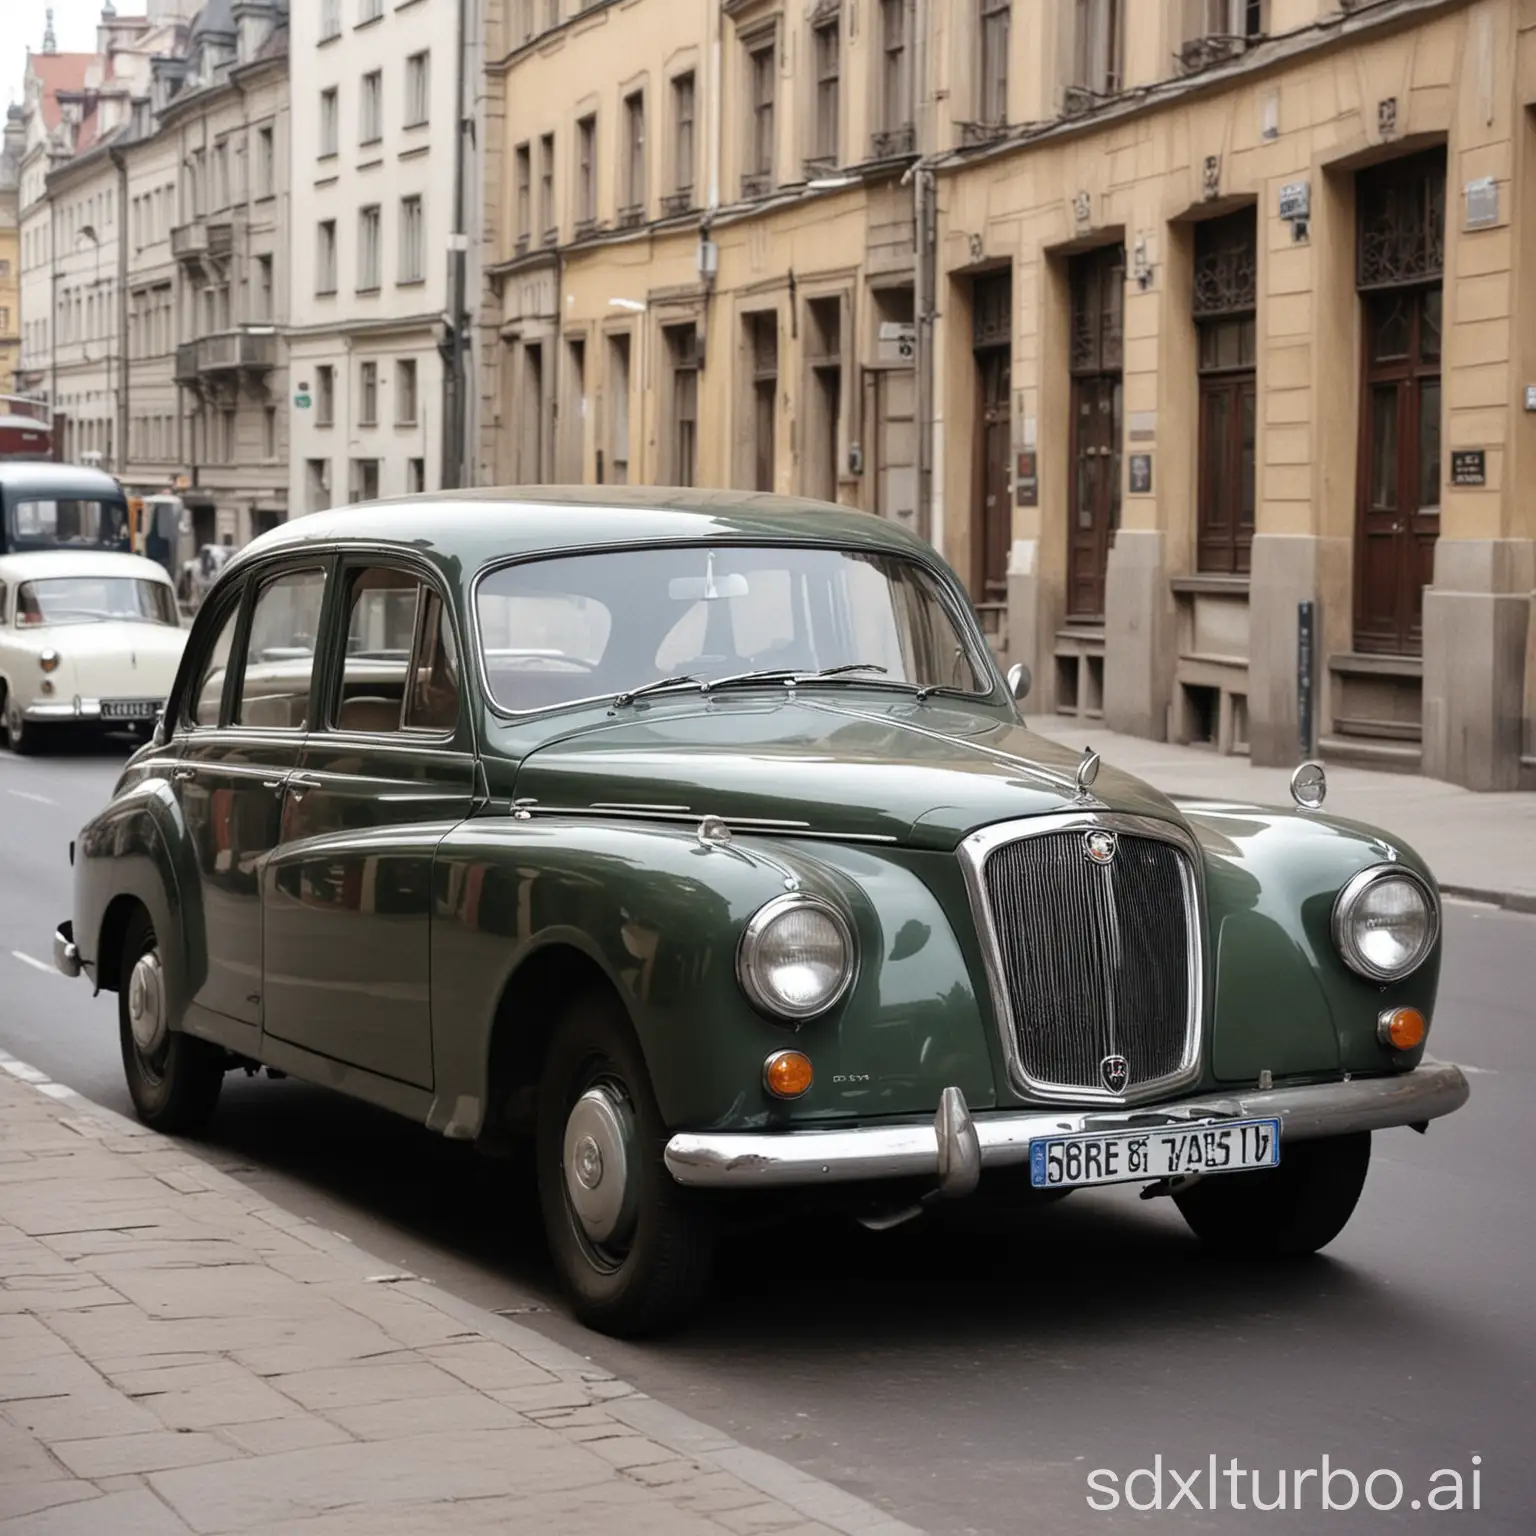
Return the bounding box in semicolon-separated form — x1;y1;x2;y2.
808;663;889;679
698;668;803;693
612;674;704;708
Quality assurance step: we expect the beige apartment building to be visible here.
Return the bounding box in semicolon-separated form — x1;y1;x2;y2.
0;108;20;396
482;0;1536;792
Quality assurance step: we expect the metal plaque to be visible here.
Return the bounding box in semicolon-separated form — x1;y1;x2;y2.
1465;177;1499;230
1278;180;1310;222
1129;453;1152;494
1014;451;1038;507
1450;449;1486;486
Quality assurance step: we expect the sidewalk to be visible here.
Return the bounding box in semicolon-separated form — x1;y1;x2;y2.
0;1064;920;1536
1024;715;1536;910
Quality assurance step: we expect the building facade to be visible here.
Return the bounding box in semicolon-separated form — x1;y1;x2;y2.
288;0;469;515
481;0;1536;792
0;108;20;396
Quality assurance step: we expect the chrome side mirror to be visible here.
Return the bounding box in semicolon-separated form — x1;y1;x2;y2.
1006;663;1032;702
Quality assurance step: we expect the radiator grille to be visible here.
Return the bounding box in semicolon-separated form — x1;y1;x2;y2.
982;829;1195;1096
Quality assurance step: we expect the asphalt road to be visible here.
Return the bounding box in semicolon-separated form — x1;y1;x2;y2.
2;738;1532;1535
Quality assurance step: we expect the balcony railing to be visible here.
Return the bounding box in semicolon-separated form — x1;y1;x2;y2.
741;170;772;199
660;189;694;217
871;124;916;158
616;203;645;229
173;341;200;384
170;218;234;263
199;329;276;372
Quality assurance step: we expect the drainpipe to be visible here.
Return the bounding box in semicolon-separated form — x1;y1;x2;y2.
444;0;471;488
707;4;722;217
110;146;130;481
911;0;934;545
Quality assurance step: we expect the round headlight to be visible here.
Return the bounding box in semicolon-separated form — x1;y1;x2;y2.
1332;867;1438;982
38;649;61;674
737;895;854;1021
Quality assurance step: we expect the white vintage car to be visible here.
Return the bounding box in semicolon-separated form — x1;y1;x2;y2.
0;551;187;754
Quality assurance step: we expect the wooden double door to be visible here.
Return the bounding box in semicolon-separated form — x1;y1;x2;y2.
1067;374;1121;618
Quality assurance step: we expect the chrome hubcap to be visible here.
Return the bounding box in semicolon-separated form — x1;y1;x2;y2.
563;1084;636;1247
127;951;167;1056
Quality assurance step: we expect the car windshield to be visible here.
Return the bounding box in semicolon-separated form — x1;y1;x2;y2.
475;545;989;713
7;497;130;552
16;576;178;628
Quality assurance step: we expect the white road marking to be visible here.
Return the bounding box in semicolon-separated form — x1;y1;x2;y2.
6;789;56;806
1;1059;49;1083
1459;1063;1498;1075
10;951;58;976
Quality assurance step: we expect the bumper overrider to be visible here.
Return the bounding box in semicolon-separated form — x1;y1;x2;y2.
663;1062;1470;1192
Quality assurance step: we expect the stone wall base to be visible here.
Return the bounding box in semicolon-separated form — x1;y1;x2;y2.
1103;529;1174;741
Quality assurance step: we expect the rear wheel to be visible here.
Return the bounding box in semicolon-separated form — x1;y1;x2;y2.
536;989;714;1336
1174;1132;1371;1257
118;909;224;1134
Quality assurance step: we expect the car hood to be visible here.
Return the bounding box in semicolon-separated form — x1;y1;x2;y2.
506;696;1183;850
13;622;186;704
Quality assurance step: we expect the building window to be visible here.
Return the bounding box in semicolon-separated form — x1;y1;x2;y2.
514;143;532;247
810;12;840;170
316;364;335;425
219;409;236;464
320;87;339;157
399;195;424;283
607;331;631;483
744;33;776;196
255;254;273;320
350;459;380;504
746;310;777;492
257;125;275;196
321;0;341;41
357;204;381;291
263;406;278;460
360;0;383;23
562;335;586;480
360;70;383;145
1180;0;1266;69
307;458;332;512
876;0;912;154
621;92;645;223
1069;0;1124;102
665;323;699;486
360;361;379;425
406;458;425;494
977;0;1009;126
316;219;338;294
397;358;418;425
405;51;430;127
668;73;695;211
576;114;597;233
1193;210;1258;576
539;133;557;243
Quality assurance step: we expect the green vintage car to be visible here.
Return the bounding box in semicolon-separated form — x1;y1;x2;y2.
55;490;1469;1334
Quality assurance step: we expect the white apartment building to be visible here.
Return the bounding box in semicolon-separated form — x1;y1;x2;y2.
288;0;469;513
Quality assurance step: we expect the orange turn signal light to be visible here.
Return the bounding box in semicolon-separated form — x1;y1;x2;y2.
763;1049;814;1099
1377;1006;1426;1050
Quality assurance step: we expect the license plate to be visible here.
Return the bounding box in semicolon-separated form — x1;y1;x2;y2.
1029;1118;1281;1189
101;700;159;721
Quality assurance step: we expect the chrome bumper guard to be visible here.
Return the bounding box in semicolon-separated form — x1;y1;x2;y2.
53;922;81;979
663;1060;1471;1191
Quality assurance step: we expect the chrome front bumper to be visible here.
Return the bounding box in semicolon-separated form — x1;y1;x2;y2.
663;1060;1471;1191
25;699;163;723
53;922;81;979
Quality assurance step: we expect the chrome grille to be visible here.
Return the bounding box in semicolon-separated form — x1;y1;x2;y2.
978;825;1197;1099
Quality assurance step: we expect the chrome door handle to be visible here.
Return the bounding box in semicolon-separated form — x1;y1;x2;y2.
261;778;286;792
172;766;197;782
287;774;322;799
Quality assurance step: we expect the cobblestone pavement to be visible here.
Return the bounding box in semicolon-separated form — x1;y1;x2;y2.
0;1064;921;1536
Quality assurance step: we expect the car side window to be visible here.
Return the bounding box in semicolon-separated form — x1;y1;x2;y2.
234;567;327;730
183;596;243;728
333;566;422;733
403;588;460;732
0;582;7;624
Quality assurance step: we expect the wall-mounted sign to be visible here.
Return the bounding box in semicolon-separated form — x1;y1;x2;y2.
1278;180;1310;221
1525;384;1536;413
877;321;916;364
1015;451;1038;507
293;393;312;409
1465;177;1500;230
1129;453;1153;495
1450;449;1486;486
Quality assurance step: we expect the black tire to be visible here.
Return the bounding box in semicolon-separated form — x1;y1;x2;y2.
118;909;224;1135
5;696;41;756
1174;1131;1371;1258
536;989;714;1336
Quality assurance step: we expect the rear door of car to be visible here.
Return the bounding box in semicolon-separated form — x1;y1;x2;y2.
260;553;476;1089
171;556;330;1033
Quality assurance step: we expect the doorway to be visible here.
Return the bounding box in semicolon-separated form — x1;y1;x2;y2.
971;270;1012;610
1066;246;1124;619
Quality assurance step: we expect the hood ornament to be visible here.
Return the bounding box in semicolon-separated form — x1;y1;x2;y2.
1074;747;1101;803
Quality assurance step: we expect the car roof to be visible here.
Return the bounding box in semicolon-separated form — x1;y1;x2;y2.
231;487;938;577
0;462;125;496
0;550;175;584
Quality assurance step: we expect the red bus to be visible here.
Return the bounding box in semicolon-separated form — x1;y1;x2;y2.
0;395;56;462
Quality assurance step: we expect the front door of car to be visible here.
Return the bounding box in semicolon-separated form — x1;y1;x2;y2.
172;561;329;1029
261;561;475;1089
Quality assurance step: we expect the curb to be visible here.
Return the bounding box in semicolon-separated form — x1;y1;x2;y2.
1439;884;1536;915
0;1051;925;1536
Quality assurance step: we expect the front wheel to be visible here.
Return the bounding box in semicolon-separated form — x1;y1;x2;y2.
118;910;224;1134
536;990;714;1336
1174;1131;1371;1257
5;697;41;756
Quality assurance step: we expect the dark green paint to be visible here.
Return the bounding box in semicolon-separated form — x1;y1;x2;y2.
69;491;1445;1152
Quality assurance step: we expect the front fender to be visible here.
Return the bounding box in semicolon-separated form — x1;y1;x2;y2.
1178;799;1442;1084
429;818;994;1134
73;771;204;1023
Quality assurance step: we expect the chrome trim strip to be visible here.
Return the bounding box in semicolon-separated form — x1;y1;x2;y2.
508;803;899;843
957;811;1206;1108
663;1061;1472;1188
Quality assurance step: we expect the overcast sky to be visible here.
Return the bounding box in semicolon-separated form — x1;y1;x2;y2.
4;1;149;114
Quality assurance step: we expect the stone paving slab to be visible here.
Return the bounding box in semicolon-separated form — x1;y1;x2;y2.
0;1070;924;1536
